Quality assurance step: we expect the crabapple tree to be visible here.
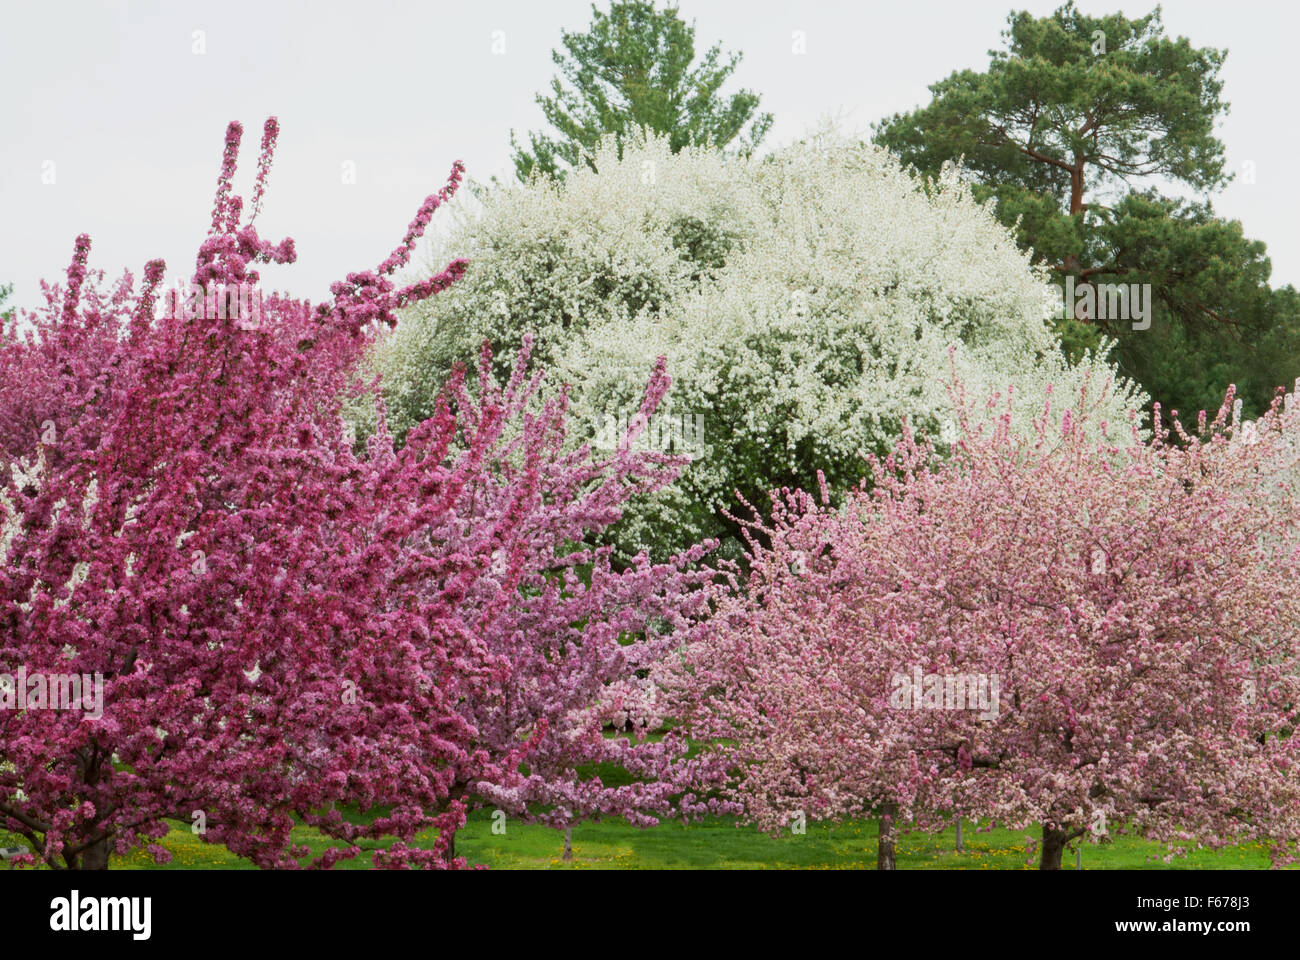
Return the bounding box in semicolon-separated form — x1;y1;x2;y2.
660;375;1300;869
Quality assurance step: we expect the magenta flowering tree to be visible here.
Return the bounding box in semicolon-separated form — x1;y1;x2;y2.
0;117;486;869
661;376;1300;869
420;342;720;858
0;117;712;870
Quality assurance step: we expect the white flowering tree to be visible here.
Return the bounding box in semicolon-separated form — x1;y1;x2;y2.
374;128;1146;558
1227;379;1300;561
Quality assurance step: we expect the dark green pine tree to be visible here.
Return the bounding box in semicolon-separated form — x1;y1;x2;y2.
875;2;1300;419
511;1;772;182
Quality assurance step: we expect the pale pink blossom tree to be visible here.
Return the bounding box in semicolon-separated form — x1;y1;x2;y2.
661;374;1300;869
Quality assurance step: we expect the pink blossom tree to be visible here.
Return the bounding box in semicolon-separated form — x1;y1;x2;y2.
414;341;721;860
653;476;971;869
0;118;713;869
660;375;1300;869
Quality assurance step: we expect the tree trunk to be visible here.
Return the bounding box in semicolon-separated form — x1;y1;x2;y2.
1040;824;1068;870
1069;162;1086;215
877;802;897;871
954;814;964;854
80;836;110;870
562;826;573;861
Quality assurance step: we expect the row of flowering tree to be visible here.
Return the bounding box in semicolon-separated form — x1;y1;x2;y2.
656;376;1300;868
6;117;1300;870
0;119;717;869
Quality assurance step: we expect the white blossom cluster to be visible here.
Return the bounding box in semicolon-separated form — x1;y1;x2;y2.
0;450;45;567
1232;382;1300;559
372;127;1146;557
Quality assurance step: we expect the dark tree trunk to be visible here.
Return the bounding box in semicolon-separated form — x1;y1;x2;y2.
1069;160;1086;215
80;836;110;870
877;802;898;871
562;826;573;861
954;814;964;854
1040;824;1069;870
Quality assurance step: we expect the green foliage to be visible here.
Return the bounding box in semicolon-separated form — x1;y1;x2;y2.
0;283;13;346
510;1;772;182
874;2;1300;419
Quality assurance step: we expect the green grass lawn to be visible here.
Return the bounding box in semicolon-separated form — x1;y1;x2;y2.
4;810;1288;870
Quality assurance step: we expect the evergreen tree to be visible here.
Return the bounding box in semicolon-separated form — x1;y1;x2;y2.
511;1;772;181
875;2;1300;418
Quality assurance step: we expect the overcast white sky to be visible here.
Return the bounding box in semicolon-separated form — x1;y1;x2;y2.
3;0;1297;312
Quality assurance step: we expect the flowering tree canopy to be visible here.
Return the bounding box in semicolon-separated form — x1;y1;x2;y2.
375;128;1146;560
658;375;1300;868
0;118;714;869
404;338;722;847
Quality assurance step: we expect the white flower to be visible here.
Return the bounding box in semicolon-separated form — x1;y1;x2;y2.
374;126;1145;557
